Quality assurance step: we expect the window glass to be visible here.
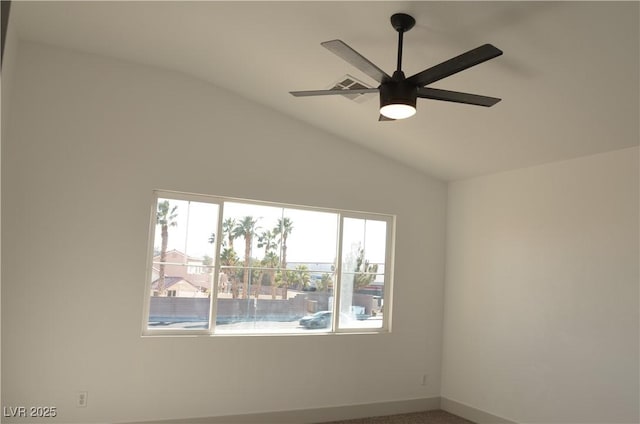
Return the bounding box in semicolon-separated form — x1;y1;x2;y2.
338;217;387;330
144;192;393;336
214;203;338;334
147;198;218;330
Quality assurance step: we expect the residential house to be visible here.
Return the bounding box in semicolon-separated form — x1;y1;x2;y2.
150;276;207;298
152;249;212;294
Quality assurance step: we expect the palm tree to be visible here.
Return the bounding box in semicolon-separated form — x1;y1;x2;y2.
208;217;237;250
257;229;278;256
156;200;178;296
222;218;237;248
209;218;243;297
291;264;310;290
257;229;279;299
220;247;240;298
273;217;294;299
233;216;260;299
319;272;333;292
262;251;281;299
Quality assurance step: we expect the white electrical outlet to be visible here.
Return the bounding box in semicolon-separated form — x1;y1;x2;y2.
77;391;88;408
421;374;428;386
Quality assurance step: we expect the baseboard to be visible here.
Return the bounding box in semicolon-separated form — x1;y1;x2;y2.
127;397;441;424
441;397;517;424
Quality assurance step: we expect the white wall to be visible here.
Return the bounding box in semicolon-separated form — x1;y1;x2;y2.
1;41;447;423
1;6;19;410
442;147;639;423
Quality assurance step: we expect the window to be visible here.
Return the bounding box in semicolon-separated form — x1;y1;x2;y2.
142;190;395;336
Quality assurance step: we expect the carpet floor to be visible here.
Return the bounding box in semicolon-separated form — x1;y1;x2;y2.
318;409;474;424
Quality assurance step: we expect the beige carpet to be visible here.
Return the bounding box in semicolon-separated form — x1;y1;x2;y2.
319;409;474;424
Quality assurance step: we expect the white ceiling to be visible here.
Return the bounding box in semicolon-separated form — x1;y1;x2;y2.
10;1;639;180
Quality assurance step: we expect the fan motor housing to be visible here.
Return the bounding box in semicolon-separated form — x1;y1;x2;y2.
379;82;417;110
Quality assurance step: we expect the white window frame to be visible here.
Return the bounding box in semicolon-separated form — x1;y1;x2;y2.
332;212;395;334
142;189;395;336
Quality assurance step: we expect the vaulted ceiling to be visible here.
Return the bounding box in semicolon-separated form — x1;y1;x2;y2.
9;1;639;180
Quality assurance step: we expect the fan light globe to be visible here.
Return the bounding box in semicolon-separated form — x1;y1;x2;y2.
380;103;416;120
379;82;418;120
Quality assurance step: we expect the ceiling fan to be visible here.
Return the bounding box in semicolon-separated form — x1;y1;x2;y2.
290;13;503;121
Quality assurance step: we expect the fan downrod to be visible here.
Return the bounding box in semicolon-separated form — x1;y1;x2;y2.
390;13;415;33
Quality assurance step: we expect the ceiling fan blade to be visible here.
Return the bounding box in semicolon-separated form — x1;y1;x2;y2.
321;40;391;84
407;44;503;87
417;87;501;107
290;88;379;97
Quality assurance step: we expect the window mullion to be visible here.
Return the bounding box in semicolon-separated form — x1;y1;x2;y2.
209;201;225;334
382;216;395;332
142;191;160;334
183;200;191;262
332;214;344;332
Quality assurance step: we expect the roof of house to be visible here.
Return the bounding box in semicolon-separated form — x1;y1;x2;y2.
151;276;199;291
152;249;207;263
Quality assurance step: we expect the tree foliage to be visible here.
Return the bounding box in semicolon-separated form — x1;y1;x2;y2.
206;214;297;299
273;217;294;299
353;247;378;290
288;264;310;290
233;216;260;299
156;200;178;296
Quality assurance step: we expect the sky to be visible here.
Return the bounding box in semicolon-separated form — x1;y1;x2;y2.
154;197;387;267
